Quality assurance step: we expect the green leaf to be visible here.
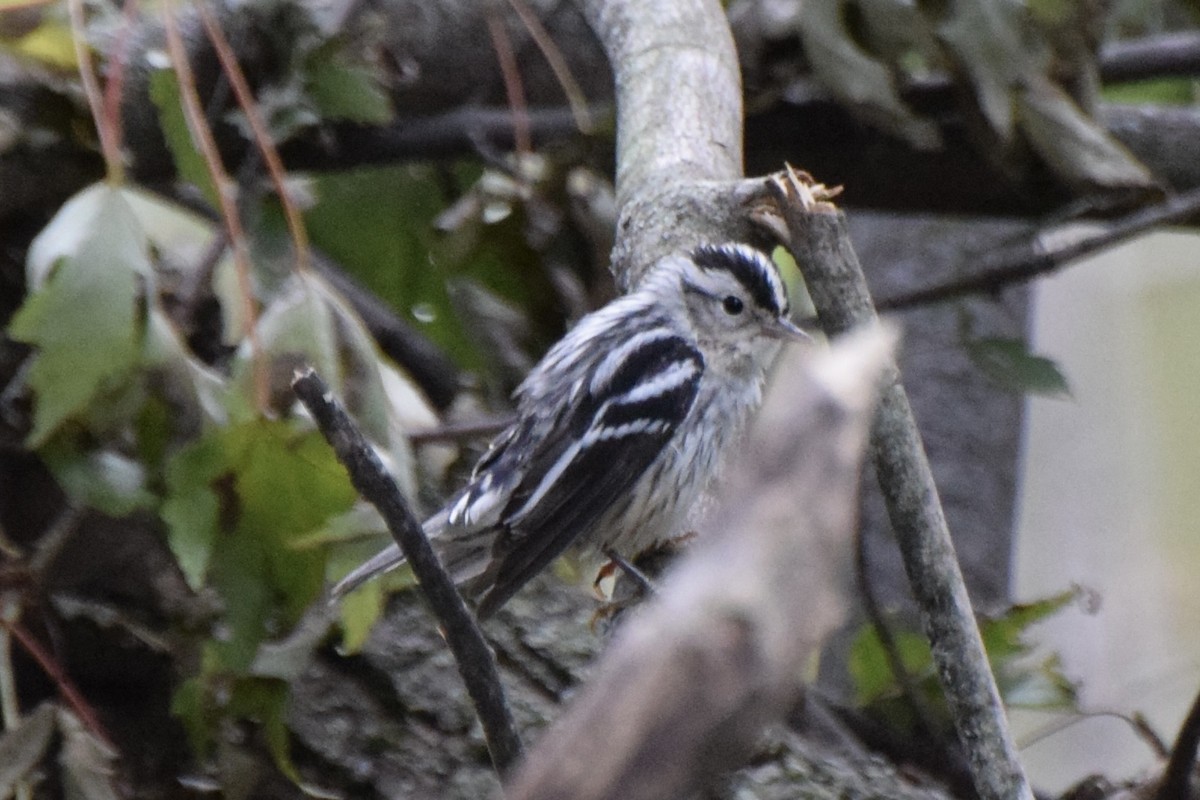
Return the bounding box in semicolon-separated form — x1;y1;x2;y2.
305;166;476;364
162;421;357;669
227;678;298;781
337;579;383;653
965;335;1071;398
847;624;934;706
9;184;152;446
847;590;1080;727
307;55;393;124
171;677;212;756
162;429;229;590
979;589;1077;658
148;70;219;207
982;590;1080;710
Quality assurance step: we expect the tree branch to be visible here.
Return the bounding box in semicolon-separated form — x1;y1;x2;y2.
769;168;1033;800
291;368;522;773
875;182;1200;310
576;0;772;286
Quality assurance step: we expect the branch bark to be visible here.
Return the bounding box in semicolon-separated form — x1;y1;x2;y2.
576;0;773;286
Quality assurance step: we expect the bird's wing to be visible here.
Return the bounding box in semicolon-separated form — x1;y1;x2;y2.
474;335;704;616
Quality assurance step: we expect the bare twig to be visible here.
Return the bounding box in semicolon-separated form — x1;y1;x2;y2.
769;166;1033;800
1155;684;1200;800
67;0;123;182
162;1;267;410
292;368;522;773
407;415;513;446
0;616;116;752
505;0;594;133
877;184;1200;310
196;2;311;275
485;1;532;159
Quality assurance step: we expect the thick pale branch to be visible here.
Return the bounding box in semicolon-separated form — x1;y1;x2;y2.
576;0;761;286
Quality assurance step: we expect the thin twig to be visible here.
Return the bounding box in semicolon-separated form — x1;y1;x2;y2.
504;0;594;133
99;0;139;166
1018;708;1169;757
769;166;1033;800
292;368;523;773
67;0;123;182
0;597;31;800
877;184;1200;310
1155;684;1200;800
195;3;312;276
485;1;532;158
1;616;117;751
407;416;513;446
162;1;268;411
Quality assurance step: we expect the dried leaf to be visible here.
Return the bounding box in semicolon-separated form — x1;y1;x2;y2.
798;2;940;149
0;702;55;795
1017;78;1158;193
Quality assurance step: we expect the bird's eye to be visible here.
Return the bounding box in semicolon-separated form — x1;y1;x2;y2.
722;295;744;315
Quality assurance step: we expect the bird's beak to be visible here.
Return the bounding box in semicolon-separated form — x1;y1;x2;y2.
768;317;813;343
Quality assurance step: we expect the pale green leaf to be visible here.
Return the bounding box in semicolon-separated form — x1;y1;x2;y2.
43;446;154;516
936;0;1039;139
965;335;1071;398
308;57;392;124
9;184;152;445
798;2;939;149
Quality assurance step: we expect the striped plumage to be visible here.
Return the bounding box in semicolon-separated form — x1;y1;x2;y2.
333;243;808;617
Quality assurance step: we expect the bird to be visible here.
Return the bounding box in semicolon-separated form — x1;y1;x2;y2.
332;242;810;618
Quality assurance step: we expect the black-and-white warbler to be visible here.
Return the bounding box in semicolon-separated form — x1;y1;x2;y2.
333;243;809;617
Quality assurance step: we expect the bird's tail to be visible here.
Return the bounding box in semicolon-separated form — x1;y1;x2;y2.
330;543;405;599
329;521;494;602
